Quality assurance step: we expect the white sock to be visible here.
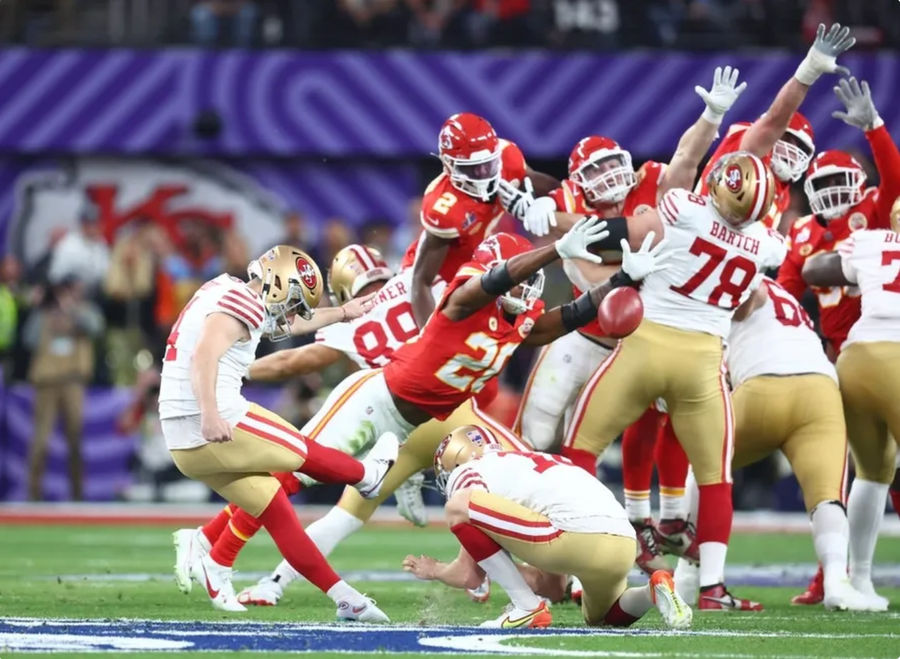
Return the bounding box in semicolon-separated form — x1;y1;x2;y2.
624;491;651;522
698;541;727;588
847;479;888;586
659;490;686;520
616;584;653;618
810;501;849;590
674;557;699;604
306;506;365;557
194;526;212;552
326;579;363;605
478;551;541;611
684;469;699;522
271;559;300;586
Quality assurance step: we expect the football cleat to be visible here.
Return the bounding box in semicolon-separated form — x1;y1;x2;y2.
480;600;552;629
466;576;491;603
395;471;428;527
657;518;700;564
650;570;693;629
632;518;671;576
824;578;885;612
849;577;890;612
791;565;824;605
190;553;246;612
568;575;584;605
237;575;284;607
698;583;763;612
336;596;390;623
357;432;400;499
172;527;208;595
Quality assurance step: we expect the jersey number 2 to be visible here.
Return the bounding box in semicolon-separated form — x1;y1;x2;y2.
436;332;518;394
670;237;757;309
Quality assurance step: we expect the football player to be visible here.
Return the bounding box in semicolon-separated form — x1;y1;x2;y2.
801;223;900;611
507;66;749;574
232;218;669;607
560;151;787;611
160;245;396;619
406;424;692;629
403;112;558;327
697;22;856;233
676;278;873;611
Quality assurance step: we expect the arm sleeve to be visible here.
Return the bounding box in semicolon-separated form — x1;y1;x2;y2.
866;126;900;229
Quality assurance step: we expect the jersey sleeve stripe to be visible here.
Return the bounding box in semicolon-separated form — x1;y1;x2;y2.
217;301;263;328
455;474;488;492
660;195;678;225
420;211;460;239
229;287;266;311
224;290;265;315
221;294;264;322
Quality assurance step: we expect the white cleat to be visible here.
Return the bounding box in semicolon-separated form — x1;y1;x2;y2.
466;576;491;603
849;578;890;611
395;471;428;527
357;432;399;499
479;601;552;629
650;570;693;629
336;596;390;623
237;575;284;607
825;579;884;612
190;553;246;612
172;527;208;595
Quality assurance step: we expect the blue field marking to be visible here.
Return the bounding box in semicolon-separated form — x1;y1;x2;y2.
0;618;653;654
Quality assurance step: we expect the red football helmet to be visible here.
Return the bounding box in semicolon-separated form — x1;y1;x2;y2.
472;232;543;314
438;113;502;202
568;136;636;206
803;150;866;220
771;112;815;183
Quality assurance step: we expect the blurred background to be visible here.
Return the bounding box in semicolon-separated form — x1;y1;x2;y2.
0;0;897;509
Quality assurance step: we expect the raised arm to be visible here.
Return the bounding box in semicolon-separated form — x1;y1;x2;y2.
411;232;451;327
802;252;851;288
741;23;854;157
525;166;561;196
661;66;747;194
247;343;344;382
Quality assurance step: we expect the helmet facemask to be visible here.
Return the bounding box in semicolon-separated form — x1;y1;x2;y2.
771;132;814;182
571;151;636;205
442;149;502;202
804;170;865;220
499;268;544;315
261;277;313;342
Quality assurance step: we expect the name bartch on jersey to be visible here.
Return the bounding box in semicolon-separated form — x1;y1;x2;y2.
709;221;760;255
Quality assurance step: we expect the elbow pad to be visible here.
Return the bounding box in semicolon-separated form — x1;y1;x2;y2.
560;291;598;333
480;261;516;296
587;216;629;253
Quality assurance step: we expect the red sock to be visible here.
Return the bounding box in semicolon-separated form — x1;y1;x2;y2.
696;482;733;545
561;446;597;475
890;490;900;521
209;507;262;567
274;471;303;496
622;408;661;494
450;522;503;561
201;503;237;544
654;417;689;492
602;598;639;627
298;440;364;485
257;488;341;593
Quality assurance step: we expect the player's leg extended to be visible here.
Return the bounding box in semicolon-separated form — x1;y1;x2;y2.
655;416;695;560
514;333;612;452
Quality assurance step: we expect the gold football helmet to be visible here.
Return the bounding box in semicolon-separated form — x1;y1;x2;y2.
433;424;501;494
891;196;900;233
247;245;323;341
707;151;776;229
328;244;393;304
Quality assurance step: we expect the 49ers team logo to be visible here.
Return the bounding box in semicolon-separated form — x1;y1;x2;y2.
295;256;319;290
724;164;743;192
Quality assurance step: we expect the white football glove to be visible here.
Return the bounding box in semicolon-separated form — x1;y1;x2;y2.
695;65;747;126
833;77;883;131
523;196;558;237
621;232;672;281
498;178;535;221
554;216;608;264
794;23;855;86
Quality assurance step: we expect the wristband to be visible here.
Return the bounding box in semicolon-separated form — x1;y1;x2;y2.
793;50;832;86
609;270;635;288
701;106;724;126
560;291;599;333
481;261;516;295
584;216;629;253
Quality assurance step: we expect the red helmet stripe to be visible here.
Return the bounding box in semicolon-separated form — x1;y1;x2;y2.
349;244;377;271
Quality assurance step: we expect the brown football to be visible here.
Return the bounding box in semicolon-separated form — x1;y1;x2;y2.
597;287;643;339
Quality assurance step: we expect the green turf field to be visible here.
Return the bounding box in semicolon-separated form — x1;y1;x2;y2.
0;523;898;658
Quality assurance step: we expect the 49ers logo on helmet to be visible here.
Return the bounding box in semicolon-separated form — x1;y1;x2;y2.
724;164;743;192
295;256;318;290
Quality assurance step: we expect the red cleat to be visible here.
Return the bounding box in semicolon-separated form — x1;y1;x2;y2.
791;564;824;605
698;583;763;611
657;517;700;564
632;518;671;576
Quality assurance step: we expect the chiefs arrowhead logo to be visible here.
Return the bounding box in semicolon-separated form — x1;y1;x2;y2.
295;256;318;290
724;164;743;193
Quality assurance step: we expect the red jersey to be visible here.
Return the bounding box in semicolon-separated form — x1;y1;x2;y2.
549;160;665;339
401;139;527;282
383;261;544;420
698;122;791;231
776;125;900;353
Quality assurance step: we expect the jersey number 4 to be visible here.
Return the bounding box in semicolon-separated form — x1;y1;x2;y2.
671;237;757;309
435;332;518;394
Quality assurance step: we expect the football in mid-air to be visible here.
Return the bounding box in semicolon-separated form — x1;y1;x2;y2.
597;287;643;338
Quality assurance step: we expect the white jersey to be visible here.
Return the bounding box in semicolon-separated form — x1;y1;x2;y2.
314;270;446;368
643;189;787;338
728;278;836;387
446;450;634;538
840;230;900;346
159;274;266;447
